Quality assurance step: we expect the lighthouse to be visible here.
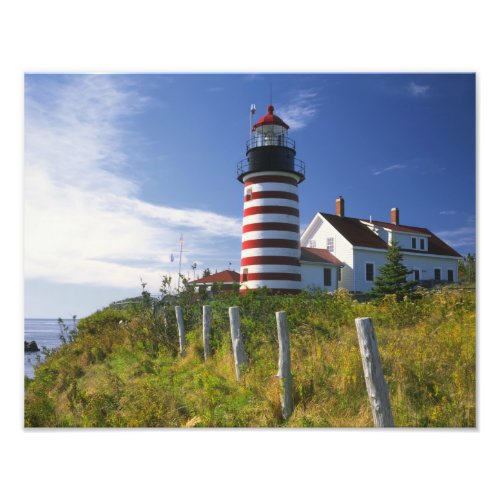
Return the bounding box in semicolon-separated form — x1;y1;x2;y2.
237;104;306;293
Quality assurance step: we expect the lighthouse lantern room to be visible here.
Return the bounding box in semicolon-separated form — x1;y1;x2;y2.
237;105;306;293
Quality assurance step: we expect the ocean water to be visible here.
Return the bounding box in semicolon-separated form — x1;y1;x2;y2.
24;318;79;379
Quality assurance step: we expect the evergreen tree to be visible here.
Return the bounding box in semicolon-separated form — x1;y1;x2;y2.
370;243;414;300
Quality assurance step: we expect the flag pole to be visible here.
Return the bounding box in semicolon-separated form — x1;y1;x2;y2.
250;104;256;139
177;234;184;294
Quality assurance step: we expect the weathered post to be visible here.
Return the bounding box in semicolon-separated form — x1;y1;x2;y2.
228;306;247;381
355;317;394;427
174;306;186;355
276;311;293;420
202;305;212;361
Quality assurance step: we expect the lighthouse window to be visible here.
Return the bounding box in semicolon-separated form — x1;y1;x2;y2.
242;268;248;282
245;188;252;201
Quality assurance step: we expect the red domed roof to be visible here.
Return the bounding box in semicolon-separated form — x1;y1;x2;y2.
252;105;289;131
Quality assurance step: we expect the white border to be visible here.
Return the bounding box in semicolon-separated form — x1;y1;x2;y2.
3;1;496;499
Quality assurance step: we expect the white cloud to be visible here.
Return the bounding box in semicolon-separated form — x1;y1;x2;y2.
436;226;475;248
408;82;430;97
372;164;407;176
242;74;264;82
25;75;241;291
439;210;457;215
278;89;319;130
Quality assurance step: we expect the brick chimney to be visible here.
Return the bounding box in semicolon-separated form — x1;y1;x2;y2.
391;207;399;225
336;196;345;217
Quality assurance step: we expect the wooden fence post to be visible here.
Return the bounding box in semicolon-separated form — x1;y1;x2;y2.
228;306;247;381
276;311;293;420
202;305;211;361
174;306;186;355
355;317;394;427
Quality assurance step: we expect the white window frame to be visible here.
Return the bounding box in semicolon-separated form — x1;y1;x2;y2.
447;268;454;282
419;238;425;250
411;237;417;249
365;262;375;282
326;237;334;252
309;239;316;248
338;266;342;282
413;268;421;281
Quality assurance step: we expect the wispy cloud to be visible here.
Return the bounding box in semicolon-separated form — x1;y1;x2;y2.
242;74;264;82
372;164;407;176
408;82;430;97
25;75;241;291
278;89;319;130
439;210;457;215
436;226;476;249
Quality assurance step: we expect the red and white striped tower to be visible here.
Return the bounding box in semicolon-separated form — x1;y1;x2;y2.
237;105;305;293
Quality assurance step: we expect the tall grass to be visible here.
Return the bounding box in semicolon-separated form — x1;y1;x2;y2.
24;288;475;427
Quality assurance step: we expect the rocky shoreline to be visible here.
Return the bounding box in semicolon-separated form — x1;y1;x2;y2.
24;340;40;353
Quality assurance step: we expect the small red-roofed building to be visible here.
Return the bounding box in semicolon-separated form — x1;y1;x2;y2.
299;247;343;291
192;270;240;294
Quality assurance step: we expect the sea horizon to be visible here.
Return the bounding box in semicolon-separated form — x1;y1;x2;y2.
24;317;80;379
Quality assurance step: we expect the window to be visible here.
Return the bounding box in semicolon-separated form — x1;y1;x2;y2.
434;268;441;281
447;269;454;282
338;266;342;281
366;263;374;282
326;237;334;252
309;239;316;248
324;268;332;286
414;269;420;280
242;268;248;282
419;238;425;250
245;188;252;202
411;237;417;249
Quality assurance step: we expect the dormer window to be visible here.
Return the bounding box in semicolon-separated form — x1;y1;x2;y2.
411;237;417;249
419;238;425;250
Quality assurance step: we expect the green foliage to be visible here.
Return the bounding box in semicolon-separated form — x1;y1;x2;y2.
25;287;475;428
458;253;476;284
370;243;415;301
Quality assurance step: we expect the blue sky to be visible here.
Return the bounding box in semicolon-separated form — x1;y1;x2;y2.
24;73;475;317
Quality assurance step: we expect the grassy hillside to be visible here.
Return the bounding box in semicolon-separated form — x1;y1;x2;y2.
24;288;475;427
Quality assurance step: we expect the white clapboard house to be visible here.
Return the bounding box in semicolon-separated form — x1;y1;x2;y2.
300;197;462;293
